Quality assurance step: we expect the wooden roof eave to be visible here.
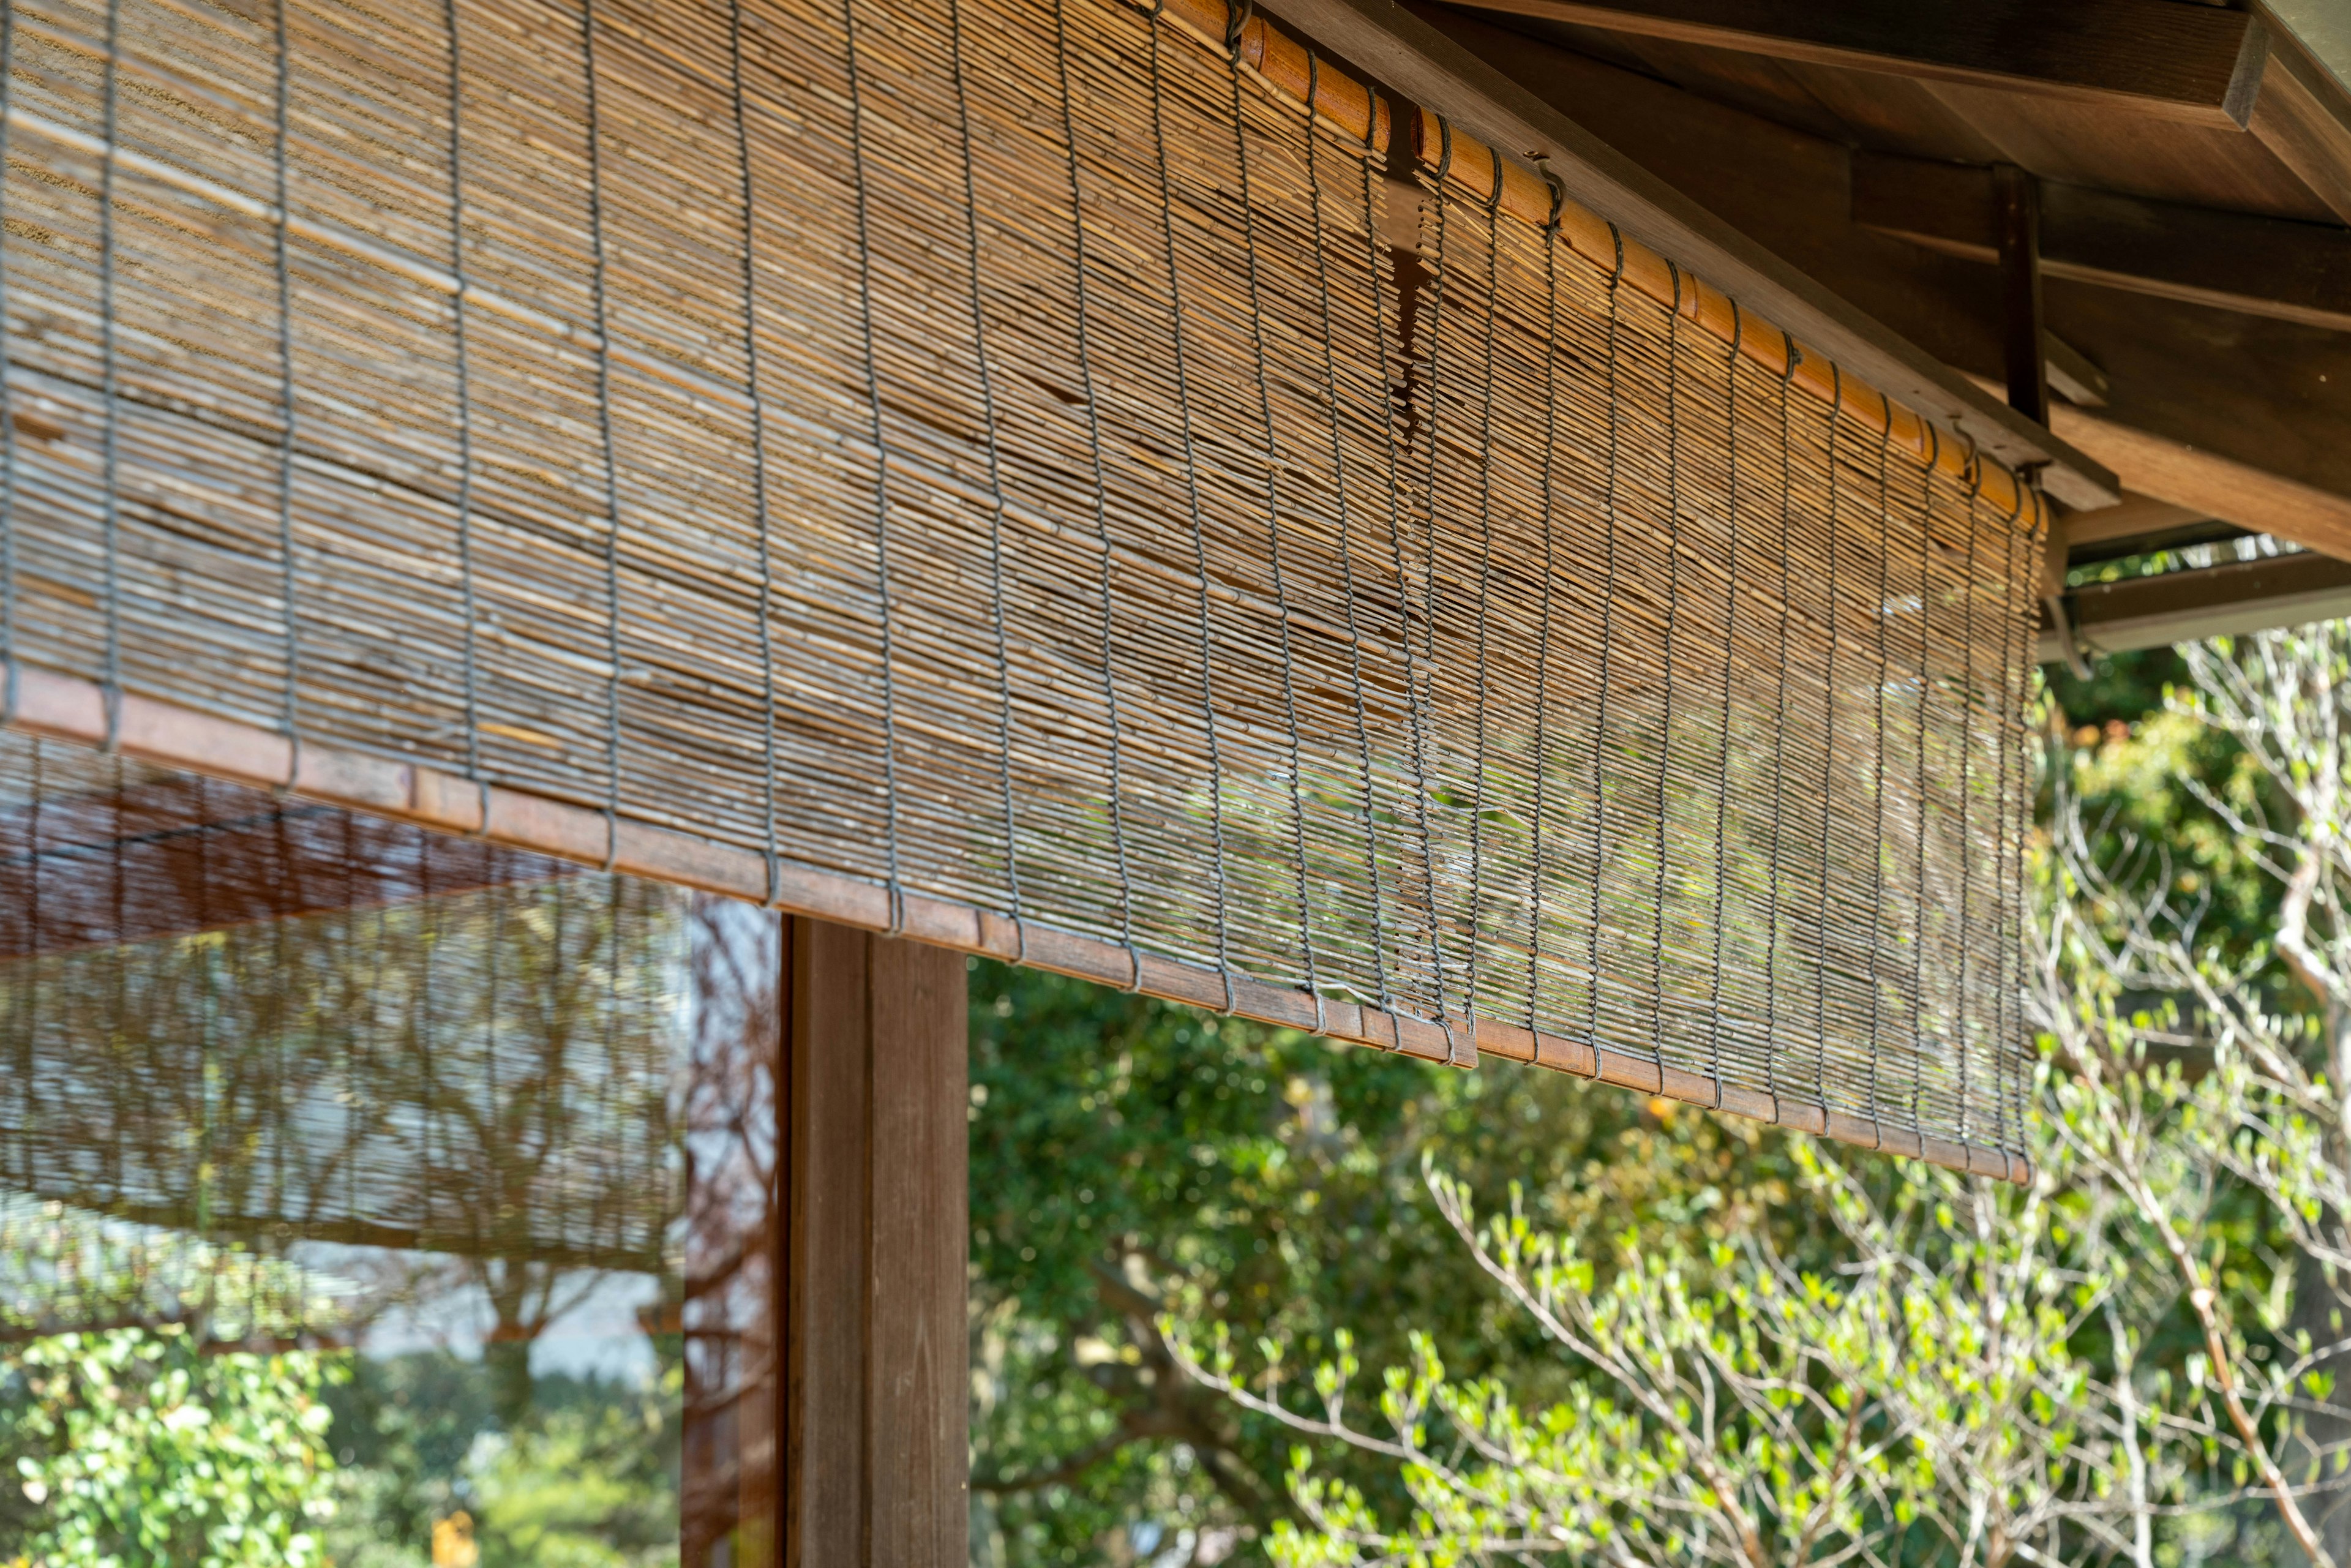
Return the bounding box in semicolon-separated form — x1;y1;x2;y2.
1256;0;2124;512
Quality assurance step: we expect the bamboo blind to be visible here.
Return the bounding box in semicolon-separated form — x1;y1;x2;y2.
0;0;2047;1174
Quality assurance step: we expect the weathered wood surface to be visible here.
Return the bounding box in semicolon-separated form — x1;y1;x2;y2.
783;919;967;1567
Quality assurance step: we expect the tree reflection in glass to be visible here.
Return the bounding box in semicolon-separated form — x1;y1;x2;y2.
0;734;779;1567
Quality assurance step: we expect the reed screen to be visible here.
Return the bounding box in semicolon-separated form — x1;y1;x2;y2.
0;0;2046;1172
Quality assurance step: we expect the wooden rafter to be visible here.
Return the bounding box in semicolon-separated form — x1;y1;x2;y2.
2040;549;2351;662
1434;0;2268;122
1854;151;2351;334
1261;0;2121;506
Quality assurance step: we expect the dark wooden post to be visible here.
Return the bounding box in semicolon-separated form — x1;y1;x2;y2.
782;917;969;1567
1995;162;2050;426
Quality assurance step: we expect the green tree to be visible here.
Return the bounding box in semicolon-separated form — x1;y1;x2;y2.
968;964;1823;1562
1177;1127;2161;1568
0;1209;343;1568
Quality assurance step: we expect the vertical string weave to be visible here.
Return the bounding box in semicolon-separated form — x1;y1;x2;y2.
1583;222;1624;1078
1815;364;1841;1113
1525;170;1564;1037
947;0;1024;949
1051;0;1139;985
98;0;123;748
1227;24;1324;1030
0;0;15;729
1704;304;1741;1108
1360;100;1449;1051
1418;119;1457;1055
577;0;625;873
1465;147;1502;1029
1300;53;1393;1029
1651;262;1682;1082
726;0;782;909
271;0;300;763
1764;339;1802;1114
1865;407;1894;1144
835;0;904;928
440;0;485;825
1145;6;1231;1010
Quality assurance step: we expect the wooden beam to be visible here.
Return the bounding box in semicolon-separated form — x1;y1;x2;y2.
1854;151;2351;333
2040;548;2351;661
1996;165;2050;425
2061;490;2206;550
2044;332;2109;408
1996;379;2351;560
784;918;967;1568
1280;0;2121;508
1438;0;2267;126
2245;14;2351;225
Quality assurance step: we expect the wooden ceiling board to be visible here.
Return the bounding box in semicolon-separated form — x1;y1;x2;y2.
1607;32;1857;141
1417;16;2011;366
1924;78;2339;221
1771;57;2010;163
1301;0;2120;500
2038;279;2351;499
1436;0;2266;122
1426;10;2351;514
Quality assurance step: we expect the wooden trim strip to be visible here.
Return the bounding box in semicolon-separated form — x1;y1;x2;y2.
0;659;2031;1184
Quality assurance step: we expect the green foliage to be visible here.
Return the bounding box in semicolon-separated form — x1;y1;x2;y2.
0;1205;347;1568
967;965;1821;1562
320;1354;681;1568
465;1373;680;1568
1182;1135;2130;1568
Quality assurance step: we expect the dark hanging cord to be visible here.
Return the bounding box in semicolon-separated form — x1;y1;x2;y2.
1526;164;1565;1036
1145;7;1231;1011
1302;51;1393;1027
1583;220;1625;1081
1419;116;1458;1058
1863;396;1894;1149
1702;300;1742;1111
1763;337;1802;1119
272;0;301;786
1463;145;1504;1037
579;0;624;877
1420;117;1450;645
948;0;1024;959
1228;19;1324;1033
99;0;122;752
0;0;17;729
440;0;489;836
836;0;905;933
1910;422;1935;1139
1360;101;1451;1056
21;743;39;1190
1988;476;2017;1174
726;0;782;911
1948;427;1979;1155
1050;0;1140;990
1815;363;1840;1119
1649;259;1683;1086
2006;478;2034;1170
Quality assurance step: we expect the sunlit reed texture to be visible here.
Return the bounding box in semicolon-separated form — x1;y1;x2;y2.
0;0;2044;1171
